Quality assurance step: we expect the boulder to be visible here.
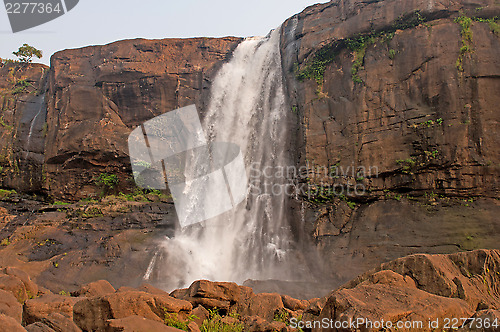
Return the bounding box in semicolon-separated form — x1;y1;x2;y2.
242;315;268;332
0;313;27;331
281;294;309;311
367;270;418;289
242;315;288;332
345;249;500;310
0;274;28;303
459;309;500;331
73;290;192;331
317;283;473;332
0;289;23;322
304;297;327;316
138;284;170;296
37;313;81;332
266;321;288;332
3;268;38;299
71;280;115;297
37;287;53;297
191;305;209;326
235;293;284;322
171;280;254;310
116;286;137;293
187;321;201;332
308;250;500;330
25;322;56;332
23;294;79;325
301;297;327;325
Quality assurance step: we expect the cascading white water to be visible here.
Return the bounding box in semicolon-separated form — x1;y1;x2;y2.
27;97;44;145
152;27;303;290
24;94;46;159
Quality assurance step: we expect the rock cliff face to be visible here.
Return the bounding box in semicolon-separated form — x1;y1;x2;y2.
282;0;499;197
44;37;241;200
0;62;49;193
280;0;500;284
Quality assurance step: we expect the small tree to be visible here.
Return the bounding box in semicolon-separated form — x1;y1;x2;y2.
13;44;42;63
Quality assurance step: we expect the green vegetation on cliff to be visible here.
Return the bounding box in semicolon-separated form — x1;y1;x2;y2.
454;14;499;71
164;312;198;330
295;10;428;86
94;173;119;196
473;15;500;35
455;15;473;71
12;78;33;95
345;32;395;83
296;11;498;84
295;46;336;85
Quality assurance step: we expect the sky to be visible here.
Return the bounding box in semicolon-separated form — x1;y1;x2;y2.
0;0;327;65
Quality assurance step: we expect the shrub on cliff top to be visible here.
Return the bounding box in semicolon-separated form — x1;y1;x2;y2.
13;44;42;63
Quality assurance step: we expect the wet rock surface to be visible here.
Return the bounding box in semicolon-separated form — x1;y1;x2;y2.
0;194;176;293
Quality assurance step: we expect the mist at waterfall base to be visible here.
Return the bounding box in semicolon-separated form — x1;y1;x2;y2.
143;27;325;295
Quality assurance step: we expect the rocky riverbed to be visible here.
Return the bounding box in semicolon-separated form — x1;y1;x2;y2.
0;238;499;331
0;193;497;331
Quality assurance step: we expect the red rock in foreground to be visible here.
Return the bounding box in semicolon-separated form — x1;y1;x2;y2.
0;249;497;331
314;249;500;331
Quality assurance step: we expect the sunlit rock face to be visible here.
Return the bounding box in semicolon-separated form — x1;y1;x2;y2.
44;37;242;200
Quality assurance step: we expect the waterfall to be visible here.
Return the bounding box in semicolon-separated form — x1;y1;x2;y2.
25;94;45;158
152;26;304;290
